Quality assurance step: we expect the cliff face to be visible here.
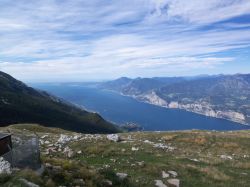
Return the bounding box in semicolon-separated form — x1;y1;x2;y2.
136;92;247;125
161;101;245;124
101;74;250;125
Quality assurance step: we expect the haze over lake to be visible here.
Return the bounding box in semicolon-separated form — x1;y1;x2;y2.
33;83;250;131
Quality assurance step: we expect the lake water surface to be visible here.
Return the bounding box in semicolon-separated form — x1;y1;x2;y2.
33;83;250;131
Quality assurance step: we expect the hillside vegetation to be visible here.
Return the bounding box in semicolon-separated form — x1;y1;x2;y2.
0;124;249;187
0;71;119;133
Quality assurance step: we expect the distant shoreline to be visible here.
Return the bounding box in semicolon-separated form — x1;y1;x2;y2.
101;88;250;128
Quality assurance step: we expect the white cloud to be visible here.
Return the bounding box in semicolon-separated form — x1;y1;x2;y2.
0;0;249;81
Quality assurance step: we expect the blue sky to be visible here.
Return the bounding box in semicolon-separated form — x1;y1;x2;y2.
0;0;250;82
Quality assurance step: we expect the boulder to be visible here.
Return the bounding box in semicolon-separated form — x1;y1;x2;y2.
168;171;178;177
162;171;170;178
103;179;113;186
116;173;128;180
220;155;233;160
155;180;167;187
63;147;74;158
167;179;180;187
0;157;12;174
107;134;120;142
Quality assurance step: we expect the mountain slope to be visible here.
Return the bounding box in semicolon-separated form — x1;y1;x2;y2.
1;124;250;187
0;71;119;133
100;77;184;95
100;77;132;92
100;74;250;125
156;74;250;124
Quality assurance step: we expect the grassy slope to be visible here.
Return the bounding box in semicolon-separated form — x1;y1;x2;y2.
1;124;250;187
0;71;119;134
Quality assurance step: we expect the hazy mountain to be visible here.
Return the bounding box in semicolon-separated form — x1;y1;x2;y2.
100;77;184;95
0;71;119;133
100;74;250;125
100;77;132;92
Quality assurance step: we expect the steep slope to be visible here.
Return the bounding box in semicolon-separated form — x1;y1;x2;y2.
100;77;132;92
156;74;250;124
0;71;119;133
100;77;184;95
100;74;250;125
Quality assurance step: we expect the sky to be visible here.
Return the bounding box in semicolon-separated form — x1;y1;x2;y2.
0;0;250;82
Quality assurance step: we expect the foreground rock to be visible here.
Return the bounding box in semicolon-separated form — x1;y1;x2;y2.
0;157;12;174
155;180;167;187
116;172;128;180
168;171;178;177
167;179;180;187
107;134;120;142
162;171;170;178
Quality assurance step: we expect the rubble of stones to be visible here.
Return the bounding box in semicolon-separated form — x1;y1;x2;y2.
41;133;176;159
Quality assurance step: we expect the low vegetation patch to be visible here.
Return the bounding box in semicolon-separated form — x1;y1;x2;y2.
0;124;249;187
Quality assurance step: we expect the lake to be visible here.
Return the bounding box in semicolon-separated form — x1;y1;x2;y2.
32;83;250;131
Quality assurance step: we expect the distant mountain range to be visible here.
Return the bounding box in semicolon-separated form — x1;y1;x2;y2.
100;74;250;125
0;71;119;133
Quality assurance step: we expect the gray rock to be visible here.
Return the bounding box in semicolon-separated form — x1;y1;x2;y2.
103;179;113;186
168;171;178;177
131;147;139;151
0;157;12;174
137;161;145;167
155;180;168;187
63;146;74;158
162;171;170;178
167;179;180;187
107;134;120;142
116;173;128;180
58;134;72;144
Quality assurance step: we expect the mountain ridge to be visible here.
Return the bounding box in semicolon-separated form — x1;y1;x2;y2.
0;71;119;133
100;74;250;125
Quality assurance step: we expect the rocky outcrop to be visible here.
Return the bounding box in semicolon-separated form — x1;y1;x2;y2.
135;93;247;125
0;157;12;174
107;134;120;142
137;91;168;107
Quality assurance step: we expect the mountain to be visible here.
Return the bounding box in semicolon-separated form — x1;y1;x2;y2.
100;77;184;95
100;77;132;92
0;71;119;133
100;74;250;125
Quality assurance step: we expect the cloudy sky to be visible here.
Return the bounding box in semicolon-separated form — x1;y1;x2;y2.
0;0;250;82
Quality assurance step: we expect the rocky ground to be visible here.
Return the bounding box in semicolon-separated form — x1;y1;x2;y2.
137;92;248;125
0;124;250;187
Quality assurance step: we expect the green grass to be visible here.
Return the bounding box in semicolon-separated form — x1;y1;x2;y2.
0;124;250;187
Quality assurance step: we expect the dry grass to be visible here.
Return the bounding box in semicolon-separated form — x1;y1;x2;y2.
0;124;249;187
200;167;230;181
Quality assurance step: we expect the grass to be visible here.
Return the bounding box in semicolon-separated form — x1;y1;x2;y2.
0;124;250;186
